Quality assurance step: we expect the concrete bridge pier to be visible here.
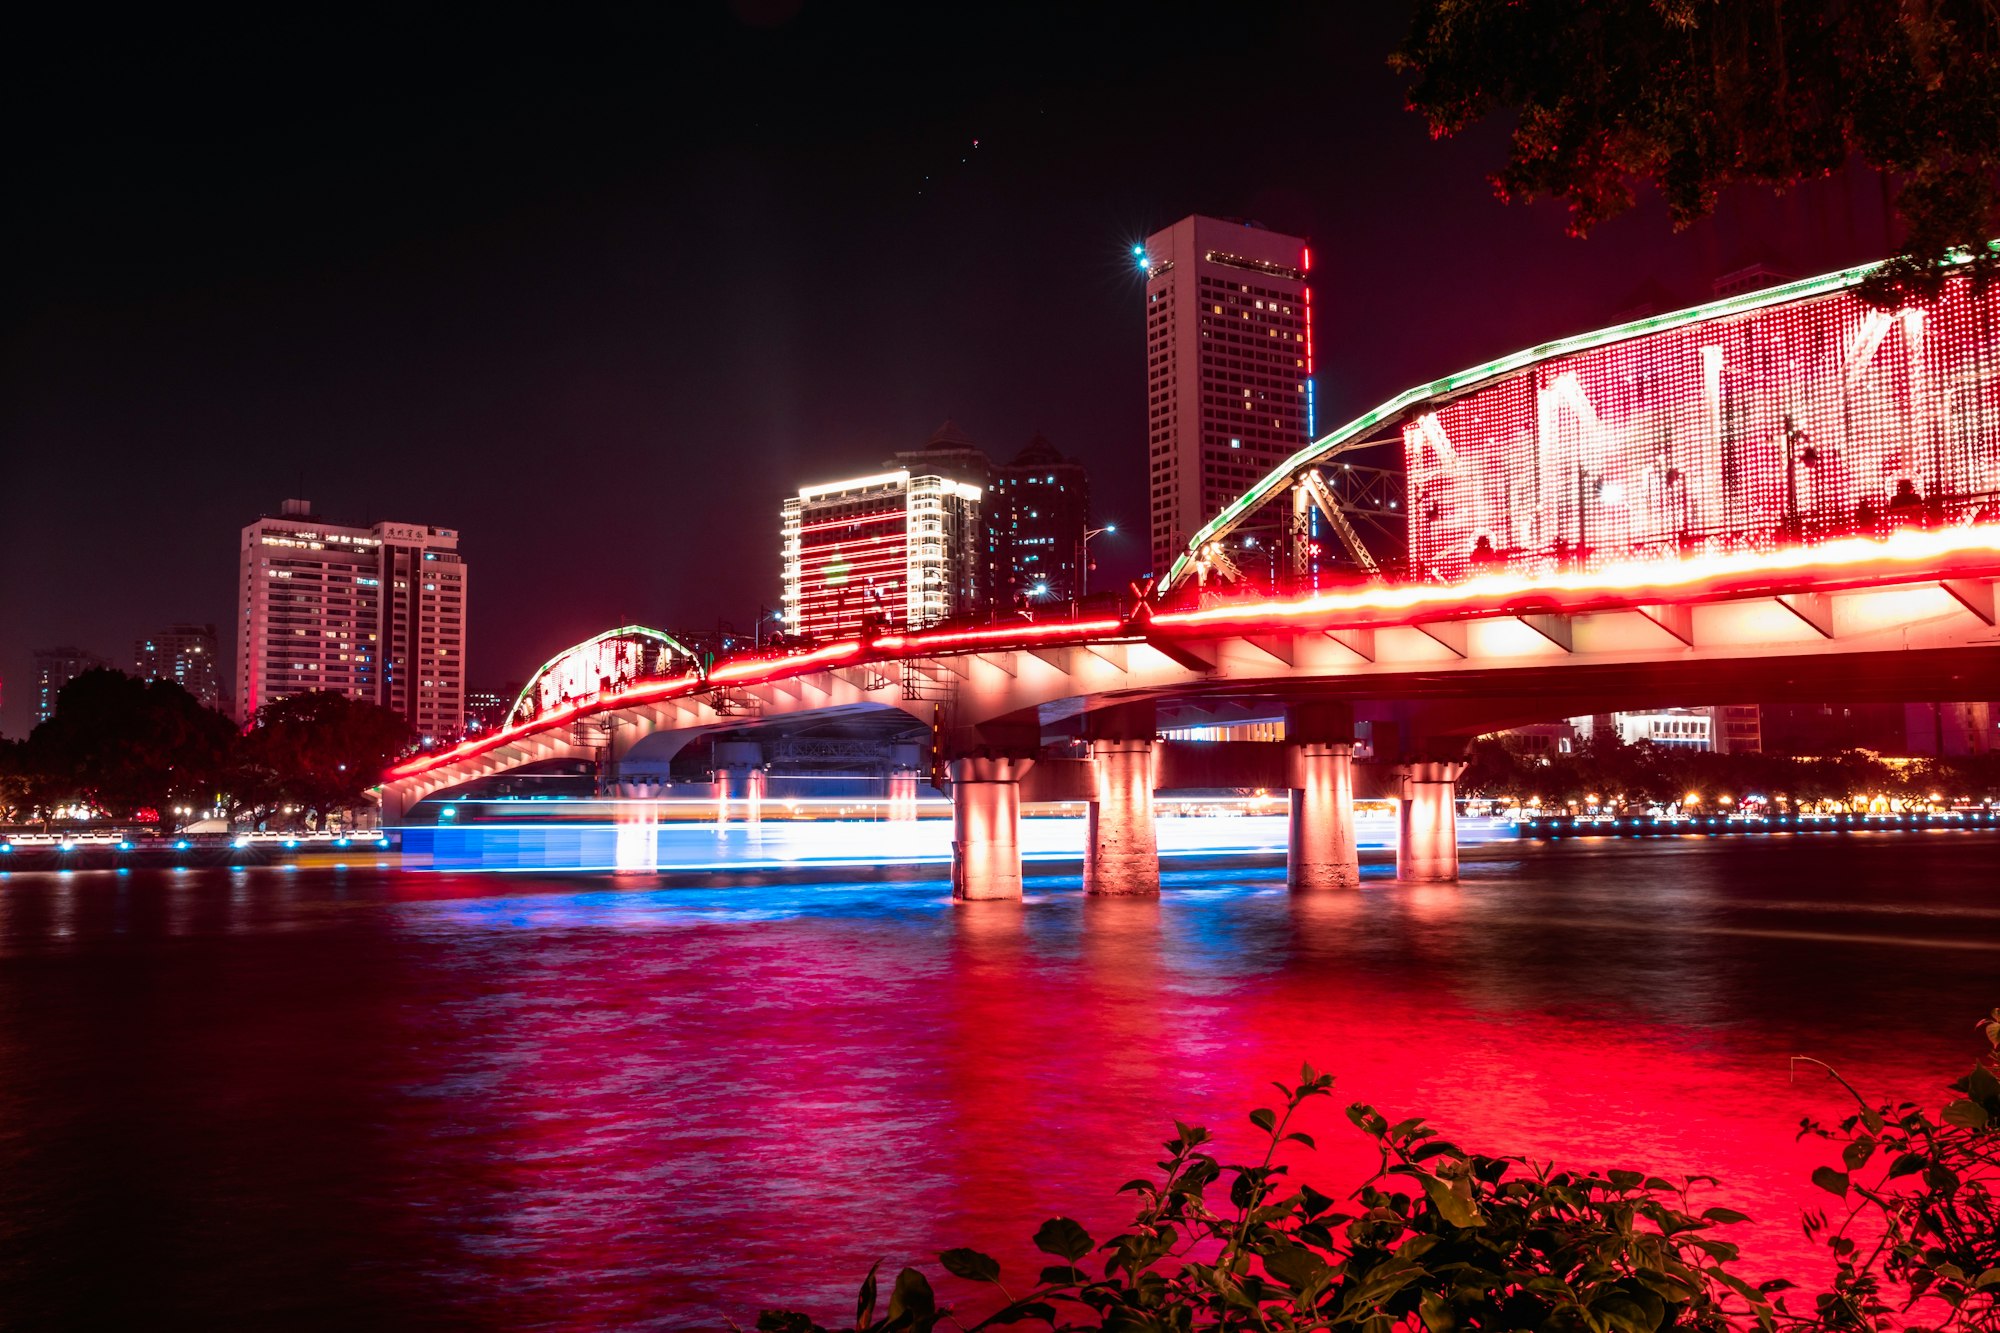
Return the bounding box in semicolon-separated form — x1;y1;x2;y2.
1287;702;1359;890
1395;760;1466;883
949;755;1035;901
888;769;921;820
888;741;924;821
713;740;764;825
1289;743;1360;889
1084;703;1159;896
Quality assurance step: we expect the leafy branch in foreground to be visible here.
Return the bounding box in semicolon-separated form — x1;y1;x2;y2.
1794;1009;2000;1331
757;1013;2000;1332
755;1066;1784;1332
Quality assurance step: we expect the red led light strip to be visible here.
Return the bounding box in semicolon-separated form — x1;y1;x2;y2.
386;526;2000;784
1152;524;2000;632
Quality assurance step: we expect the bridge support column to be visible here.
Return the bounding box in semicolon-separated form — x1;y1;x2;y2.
950;756;1035;901
714;740;763;825
1287;702;1358;890
1085;702;1158;896
1086;741;1158;895
888;769;920;820
1289;744;1359;889
888;741;923;821
1395;761;1466;883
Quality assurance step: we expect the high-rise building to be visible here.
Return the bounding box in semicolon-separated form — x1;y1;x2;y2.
134;623;221;711
1904;701;1997;756
992;432;1090;609
32;647;108;724
781;467;986;640
1141;215;1312;577
891;420;998;614
781;423;1097;638
237;498;467;741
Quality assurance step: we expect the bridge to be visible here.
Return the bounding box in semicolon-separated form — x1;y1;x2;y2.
381;253;2000;897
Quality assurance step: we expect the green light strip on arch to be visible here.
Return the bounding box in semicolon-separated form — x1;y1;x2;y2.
508;625;696;722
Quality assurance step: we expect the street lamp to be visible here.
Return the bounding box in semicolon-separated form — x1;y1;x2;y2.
1077;523;1116;599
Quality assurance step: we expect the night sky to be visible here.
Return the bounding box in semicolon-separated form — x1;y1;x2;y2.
2;2;1898;737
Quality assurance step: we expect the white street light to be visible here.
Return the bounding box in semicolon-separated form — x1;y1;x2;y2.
1078;523;1118;599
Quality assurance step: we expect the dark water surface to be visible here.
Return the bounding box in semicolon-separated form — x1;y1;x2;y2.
2;833;1998;1328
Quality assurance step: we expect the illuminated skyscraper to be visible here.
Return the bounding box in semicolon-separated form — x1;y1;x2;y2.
781;467;985;640
237;499;467;741
134;623;221;711
781;423;1096;636
1141;215;1312;577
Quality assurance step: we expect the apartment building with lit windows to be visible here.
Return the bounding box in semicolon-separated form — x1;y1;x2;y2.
782;424;993;640
992;433;1089;609
134;623;221;711
781;422;1098;638
781;469;986;640
236;499;467;741
1141;215;1312;578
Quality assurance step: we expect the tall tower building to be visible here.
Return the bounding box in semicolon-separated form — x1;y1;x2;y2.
1141;215;1312;578
780;466;985;640
237;499;467;741
134;623;221;711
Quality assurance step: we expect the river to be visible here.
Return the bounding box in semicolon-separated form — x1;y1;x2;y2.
0;832;1995;1327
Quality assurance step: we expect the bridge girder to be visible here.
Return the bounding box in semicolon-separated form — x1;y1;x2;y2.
382;567;2000;817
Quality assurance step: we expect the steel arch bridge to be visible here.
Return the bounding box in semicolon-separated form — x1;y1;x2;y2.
381;250;2000;896
1163;249;2000;596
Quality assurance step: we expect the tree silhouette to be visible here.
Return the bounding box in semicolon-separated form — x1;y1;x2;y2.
1395;1;2000;303
27;669;235;828
244;692;410;828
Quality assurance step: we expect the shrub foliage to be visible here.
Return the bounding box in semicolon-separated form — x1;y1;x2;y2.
756;1013;2000;1332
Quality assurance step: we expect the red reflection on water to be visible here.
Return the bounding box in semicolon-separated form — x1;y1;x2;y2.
0;841;1992;1328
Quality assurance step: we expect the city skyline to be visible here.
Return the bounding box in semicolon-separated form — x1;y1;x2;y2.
1;5;1906;737
5;10;2000;1331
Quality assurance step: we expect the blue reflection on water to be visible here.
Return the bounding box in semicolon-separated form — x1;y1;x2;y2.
398;814;1508;874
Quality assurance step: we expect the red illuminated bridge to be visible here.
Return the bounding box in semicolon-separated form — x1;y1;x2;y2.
383;254;2000;896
